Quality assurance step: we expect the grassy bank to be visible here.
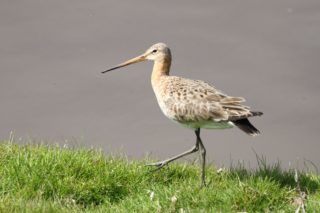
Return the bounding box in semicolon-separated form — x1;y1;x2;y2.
0;141;319;212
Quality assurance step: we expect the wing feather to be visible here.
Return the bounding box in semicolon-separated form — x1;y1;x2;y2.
158;76;255;122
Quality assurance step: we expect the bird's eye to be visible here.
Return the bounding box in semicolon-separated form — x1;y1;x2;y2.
152;49;157;53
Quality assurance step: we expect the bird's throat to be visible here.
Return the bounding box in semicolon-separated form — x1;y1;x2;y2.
151;60;171;85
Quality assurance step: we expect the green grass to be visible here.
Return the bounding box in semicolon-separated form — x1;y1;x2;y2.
0;141;319;212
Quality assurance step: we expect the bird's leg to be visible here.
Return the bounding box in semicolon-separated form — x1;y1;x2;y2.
145;130;200;171
195;128;207;187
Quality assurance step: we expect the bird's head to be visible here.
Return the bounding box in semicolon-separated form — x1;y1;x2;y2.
144;43;171;62
102;42;171;73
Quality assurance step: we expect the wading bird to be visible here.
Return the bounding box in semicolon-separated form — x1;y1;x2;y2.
102;43;262;186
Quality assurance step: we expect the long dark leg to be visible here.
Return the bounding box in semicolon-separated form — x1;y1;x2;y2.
195;128;206;187
145;129;200;171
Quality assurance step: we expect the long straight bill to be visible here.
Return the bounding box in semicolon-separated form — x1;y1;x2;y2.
102;54;146;73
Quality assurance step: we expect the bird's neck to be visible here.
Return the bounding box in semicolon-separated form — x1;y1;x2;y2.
151;59;171;86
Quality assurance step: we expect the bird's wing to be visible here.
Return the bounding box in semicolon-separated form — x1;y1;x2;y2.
162;77;253;122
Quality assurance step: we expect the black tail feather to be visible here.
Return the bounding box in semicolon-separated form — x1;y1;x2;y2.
233;118;260;136
251;111;263;117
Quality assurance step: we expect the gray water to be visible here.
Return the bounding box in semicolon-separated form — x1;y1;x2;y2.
1;0;320;169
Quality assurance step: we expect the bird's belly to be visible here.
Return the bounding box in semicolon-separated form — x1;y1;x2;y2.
178;120;234;130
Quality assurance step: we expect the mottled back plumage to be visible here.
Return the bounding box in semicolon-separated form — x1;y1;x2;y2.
152;75;262;135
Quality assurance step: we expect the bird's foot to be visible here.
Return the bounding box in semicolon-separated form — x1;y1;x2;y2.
145;160;170;172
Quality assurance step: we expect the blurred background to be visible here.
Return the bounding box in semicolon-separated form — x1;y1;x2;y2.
1;0;319;169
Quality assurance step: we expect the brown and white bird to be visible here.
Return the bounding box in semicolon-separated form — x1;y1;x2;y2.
102;43;263;186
